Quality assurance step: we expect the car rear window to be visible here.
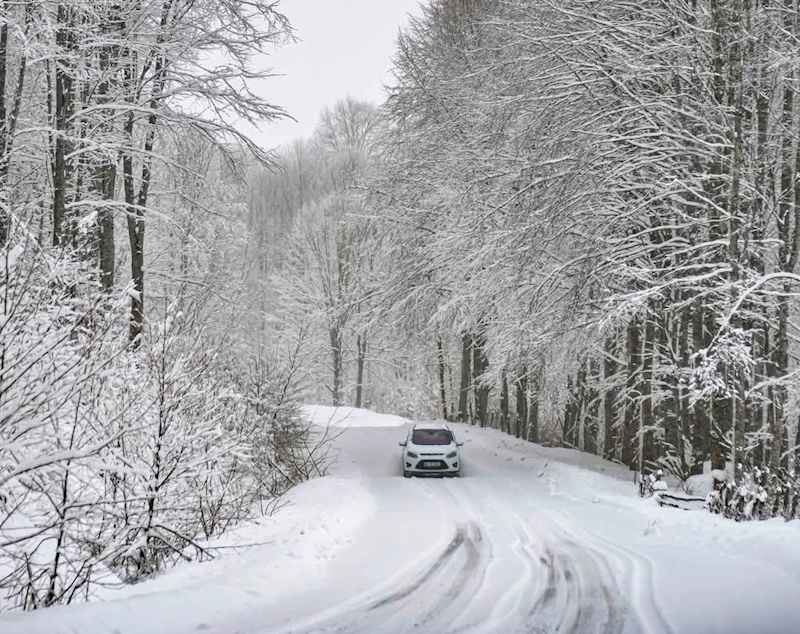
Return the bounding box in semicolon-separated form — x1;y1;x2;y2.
411;429;453;445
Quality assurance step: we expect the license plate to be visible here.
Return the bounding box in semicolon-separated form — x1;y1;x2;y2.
423;461;439;467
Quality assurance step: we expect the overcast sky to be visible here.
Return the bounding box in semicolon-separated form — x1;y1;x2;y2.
251;0;425;150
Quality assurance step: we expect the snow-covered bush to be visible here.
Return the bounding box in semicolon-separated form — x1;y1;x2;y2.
0;244;324;610
0;242;131;610
706;467;774;521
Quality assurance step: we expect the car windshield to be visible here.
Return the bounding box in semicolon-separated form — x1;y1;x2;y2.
411;429;453;445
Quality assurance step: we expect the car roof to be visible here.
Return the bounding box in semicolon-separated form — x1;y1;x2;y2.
412;422;452;431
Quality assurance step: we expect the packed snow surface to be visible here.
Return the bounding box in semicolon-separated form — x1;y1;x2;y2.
301;404;409;428
3;408;800;633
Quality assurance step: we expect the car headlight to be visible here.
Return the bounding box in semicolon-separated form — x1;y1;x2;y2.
446;451;457;459
407;451;418;458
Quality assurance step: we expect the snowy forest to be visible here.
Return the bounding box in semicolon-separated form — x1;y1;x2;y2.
267;0;800;521
3;0;800;615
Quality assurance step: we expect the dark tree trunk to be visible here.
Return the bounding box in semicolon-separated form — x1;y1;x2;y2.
98;172;116;289
641;314;656;470
0;17;8;247
53;4;76;247
94;9;124;290
585;356;599;455
516;370;528;439
123;0;175;344
564;374;577;448
622;316;641;468
690;303;710;474
437;336;449;420
457;332;471;422
472;331;490;425
328;323;343;406
0;3;29;246
769;0;799;472
355;333;366;408
529;387;539;443
603;335;618;460
770;294;789;472
125;184;145;341
676;305;691;471
500;370;509;434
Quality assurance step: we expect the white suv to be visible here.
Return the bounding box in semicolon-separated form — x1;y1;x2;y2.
399;423;463;477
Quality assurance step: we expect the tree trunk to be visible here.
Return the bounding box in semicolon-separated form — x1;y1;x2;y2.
0;3;29;246
641;314;656;470
437;336;449;420
98;172;116;289
585;356;599;455
123;0;175;343
53;4;76;247
472;331;490;425
622;316;640;468
516;370;528;439
603;335;617;460
770;0;799;473
355;333;366;408
690;303;710;474
458;332;471;422
0;17;8;246
564;374;577;448
329;323;343;406
529;386;539;443
676;305;691;471
500;369;509;434
94;9;123;290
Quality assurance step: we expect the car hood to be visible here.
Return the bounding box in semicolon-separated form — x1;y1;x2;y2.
407;442;457;452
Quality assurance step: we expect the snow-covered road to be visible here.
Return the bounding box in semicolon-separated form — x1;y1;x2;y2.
4;410;800;634
272;425;667;634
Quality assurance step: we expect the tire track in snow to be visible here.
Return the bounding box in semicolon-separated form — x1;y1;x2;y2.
368;521;475;611
408;478;493;631
475;457;671;634
457;463;637;634
285;475;492;634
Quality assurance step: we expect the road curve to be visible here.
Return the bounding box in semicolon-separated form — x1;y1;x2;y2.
269;425;671;634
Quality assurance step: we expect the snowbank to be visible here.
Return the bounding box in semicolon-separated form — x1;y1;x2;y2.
302;404;409;428
0;476;376;634
452;422;800;586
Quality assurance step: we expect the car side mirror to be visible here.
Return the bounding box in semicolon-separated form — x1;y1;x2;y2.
399;441;407;447
457;441;464;447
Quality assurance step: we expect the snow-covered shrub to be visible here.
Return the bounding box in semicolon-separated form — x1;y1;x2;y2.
656;451;693;493
638;470;666;498
98;299;319;583
706;467;772;521
0;245;325;609
0;242;131;610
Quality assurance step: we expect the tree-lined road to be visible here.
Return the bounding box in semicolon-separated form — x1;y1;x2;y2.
6;421;800;634
263;426;669;634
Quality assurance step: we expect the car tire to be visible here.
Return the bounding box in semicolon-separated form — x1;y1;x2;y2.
453;470;461;478
403;470;411;478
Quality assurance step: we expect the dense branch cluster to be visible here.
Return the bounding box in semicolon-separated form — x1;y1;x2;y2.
0;0;327;612
364;0;800;519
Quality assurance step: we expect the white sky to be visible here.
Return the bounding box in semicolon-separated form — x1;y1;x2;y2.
251;0;425;150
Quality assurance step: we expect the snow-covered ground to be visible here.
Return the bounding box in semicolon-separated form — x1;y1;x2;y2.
300;404;410;428
3;406;800;633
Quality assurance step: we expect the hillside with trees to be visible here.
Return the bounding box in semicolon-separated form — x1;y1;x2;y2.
366;0;800;520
